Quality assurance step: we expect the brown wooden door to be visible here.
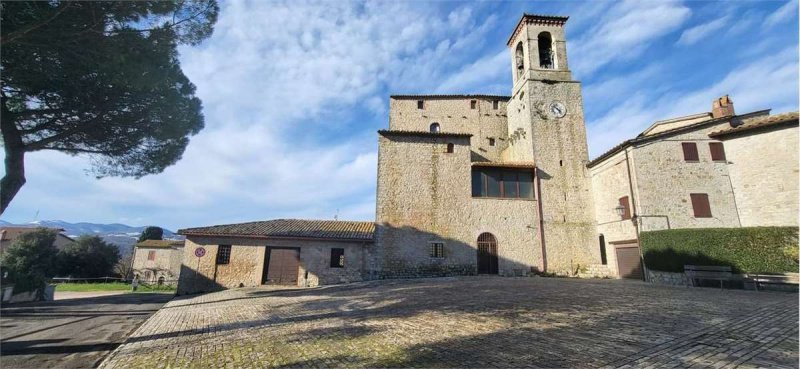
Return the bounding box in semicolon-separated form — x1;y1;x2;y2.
265;248;300;285
477;233;499;275
615;245;643;279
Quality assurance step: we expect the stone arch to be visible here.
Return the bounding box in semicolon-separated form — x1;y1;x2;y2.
538;32;555;69
477;232;499;274
514;42;525;78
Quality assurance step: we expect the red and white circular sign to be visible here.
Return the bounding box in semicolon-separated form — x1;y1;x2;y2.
194;247;206;258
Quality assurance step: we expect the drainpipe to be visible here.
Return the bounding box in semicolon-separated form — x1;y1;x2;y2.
535;168;547;273
624;148;647;282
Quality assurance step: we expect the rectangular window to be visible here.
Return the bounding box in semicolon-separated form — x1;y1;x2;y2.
429;242;444;258
147;251;156;261
682;142;699;162
488;138;496;146
619;196;631;220
470;100;477;109
417;100;424;109
709;142;726;161
330;248;345;268
503;171;519;198
216;245;231;265
690;193;712;218
493;101;499;110
472;168;534;199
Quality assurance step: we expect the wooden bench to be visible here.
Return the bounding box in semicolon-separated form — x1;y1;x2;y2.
745;273;799;292
684;265;732;289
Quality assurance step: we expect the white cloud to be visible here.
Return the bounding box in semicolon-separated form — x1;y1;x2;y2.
570;0;691;77
765;0;798;27
677;16;730;45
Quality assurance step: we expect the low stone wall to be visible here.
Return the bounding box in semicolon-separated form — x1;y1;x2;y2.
647;270;692;286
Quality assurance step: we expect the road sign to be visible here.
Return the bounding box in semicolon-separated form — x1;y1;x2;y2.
194;247;206;258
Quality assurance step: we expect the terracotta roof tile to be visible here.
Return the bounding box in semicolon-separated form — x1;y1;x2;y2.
135;239;185;248
378;130;472;138
709;111;799;137
178;219;375;241
390;94;510;100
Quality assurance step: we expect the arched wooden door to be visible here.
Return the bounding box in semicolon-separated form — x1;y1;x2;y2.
477;233;499;274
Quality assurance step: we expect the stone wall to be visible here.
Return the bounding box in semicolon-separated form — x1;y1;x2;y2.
647;270;692;287
722;125;799;226
132;246;183;284
176;236;369;295
389;96;509;162
631;124;741;231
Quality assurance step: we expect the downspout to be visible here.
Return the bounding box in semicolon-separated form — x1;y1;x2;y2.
624;148;647;282
535;167;547;273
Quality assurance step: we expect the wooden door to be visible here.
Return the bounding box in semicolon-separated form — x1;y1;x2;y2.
615;245;643;279
477;233;499;275
265;248;300;285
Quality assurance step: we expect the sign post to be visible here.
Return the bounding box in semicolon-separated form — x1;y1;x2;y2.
194;247;206;278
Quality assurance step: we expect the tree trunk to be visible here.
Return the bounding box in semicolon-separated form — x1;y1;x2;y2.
1;96;26;215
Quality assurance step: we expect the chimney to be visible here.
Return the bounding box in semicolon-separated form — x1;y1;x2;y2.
712;95;735;118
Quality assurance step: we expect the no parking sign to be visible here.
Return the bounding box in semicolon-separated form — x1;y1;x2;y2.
194;247;206;258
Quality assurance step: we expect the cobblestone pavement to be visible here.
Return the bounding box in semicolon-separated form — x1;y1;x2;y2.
99;277;798;368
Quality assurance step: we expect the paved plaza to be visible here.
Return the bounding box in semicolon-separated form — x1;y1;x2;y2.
100;277;798;368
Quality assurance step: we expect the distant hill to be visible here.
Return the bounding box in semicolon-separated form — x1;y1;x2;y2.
0;220;182;255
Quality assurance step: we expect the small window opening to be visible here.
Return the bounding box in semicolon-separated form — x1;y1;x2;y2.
157;276;165;285
488;138;495;146
216;245;231;265
559;160;563;166
599;235;607;265
709;142;726;161
330;248;345;268
515;42;525;79
429;122;440;133
429;242;444;258
147;251;156;261
619;196;632;220
470;100;477;109
493;101;499;110
446;143;454;153
538;32;555;69
417;100;424;109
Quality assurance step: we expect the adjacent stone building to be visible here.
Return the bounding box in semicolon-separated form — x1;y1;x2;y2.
132;239;185;285
708;112;799;227
588;97;798;278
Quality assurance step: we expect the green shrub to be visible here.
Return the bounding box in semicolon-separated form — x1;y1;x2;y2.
640;227;799;274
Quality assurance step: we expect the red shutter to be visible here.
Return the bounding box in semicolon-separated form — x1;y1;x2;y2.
709;142;726;161
690;193;712;218
619;196;631;220
682;142;699;161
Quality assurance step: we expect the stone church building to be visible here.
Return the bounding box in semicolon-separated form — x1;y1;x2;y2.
176;14;798;295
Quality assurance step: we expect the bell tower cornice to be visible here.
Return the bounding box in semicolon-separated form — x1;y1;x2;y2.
506;13;569;47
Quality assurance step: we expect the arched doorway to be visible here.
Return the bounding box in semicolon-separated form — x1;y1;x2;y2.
477;232;499;274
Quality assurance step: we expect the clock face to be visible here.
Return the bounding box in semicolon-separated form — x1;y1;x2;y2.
550;101;567;118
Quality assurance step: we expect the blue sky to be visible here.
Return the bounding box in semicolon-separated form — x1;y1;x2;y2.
2;0;798;230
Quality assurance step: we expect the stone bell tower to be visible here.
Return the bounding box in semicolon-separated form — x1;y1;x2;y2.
504;14;598;273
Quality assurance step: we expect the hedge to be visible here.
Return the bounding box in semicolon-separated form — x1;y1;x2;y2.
640;227;799;274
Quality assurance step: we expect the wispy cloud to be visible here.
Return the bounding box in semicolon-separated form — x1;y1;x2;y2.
570;1;692;77
765;0;798;27
677;16;730;45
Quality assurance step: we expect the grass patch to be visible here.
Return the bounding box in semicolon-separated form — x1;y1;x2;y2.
53;282;176;293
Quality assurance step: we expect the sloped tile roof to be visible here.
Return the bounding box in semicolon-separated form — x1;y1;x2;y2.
135;239;185;248
178;219;375;241
378;130;472;138
390;94;511;100
587;109;770;168
708;111;799;137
